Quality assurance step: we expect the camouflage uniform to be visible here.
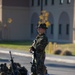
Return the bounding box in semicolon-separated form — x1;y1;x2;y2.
31;33;48;75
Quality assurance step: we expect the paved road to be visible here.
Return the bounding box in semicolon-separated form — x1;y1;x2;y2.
0;52;75;75
0;48;75;64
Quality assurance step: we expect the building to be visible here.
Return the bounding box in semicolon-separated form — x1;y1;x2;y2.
0;0;30;41
0;0;75;43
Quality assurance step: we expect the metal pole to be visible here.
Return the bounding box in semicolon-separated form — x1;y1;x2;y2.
41;0;43;11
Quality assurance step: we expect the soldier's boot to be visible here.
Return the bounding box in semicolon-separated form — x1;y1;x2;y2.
31;73;37;75
0;72;6;75
43;67;48;75
31;73;33;75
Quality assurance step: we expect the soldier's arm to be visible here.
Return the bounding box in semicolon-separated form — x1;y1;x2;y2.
29;40;36;52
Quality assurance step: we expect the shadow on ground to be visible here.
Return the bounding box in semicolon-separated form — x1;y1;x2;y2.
0;59;9;62
46;63;75;69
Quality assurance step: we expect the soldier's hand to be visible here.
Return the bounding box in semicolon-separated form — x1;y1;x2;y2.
29;48;33;53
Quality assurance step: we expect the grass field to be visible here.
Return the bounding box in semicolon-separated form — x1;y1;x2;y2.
0;41;75;56
0;41;32;51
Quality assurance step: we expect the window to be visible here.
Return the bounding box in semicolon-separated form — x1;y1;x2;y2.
31;24;34;34
51;0;54;5
38;0;40;6
66;24;69;35
45;0;48;5
59;24;62;34
67;0;71;4
31;0;34;6
60;0;63;4
51;24;54;34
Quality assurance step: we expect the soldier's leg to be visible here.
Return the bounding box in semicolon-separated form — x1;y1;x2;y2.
37;62;44;75
42;53;48;75
36;53;43;75
36;53;47;75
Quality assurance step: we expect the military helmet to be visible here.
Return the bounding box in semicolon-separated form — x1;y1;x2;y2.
37;23;47;29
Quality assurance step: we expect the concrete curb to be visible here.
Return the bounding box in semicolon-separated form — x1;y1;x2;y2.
0;50;75;64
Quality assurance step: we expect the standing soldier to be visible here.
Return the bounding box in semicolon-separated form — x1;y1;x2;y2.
30;23;49;75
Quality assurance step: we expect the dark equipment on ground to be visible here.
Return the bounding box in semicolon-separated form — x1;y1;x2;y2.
0;51;28;75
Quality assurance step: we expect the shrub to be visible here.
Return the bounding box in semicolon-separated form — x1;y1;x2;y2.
53;49;62;55
61;50;72;56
